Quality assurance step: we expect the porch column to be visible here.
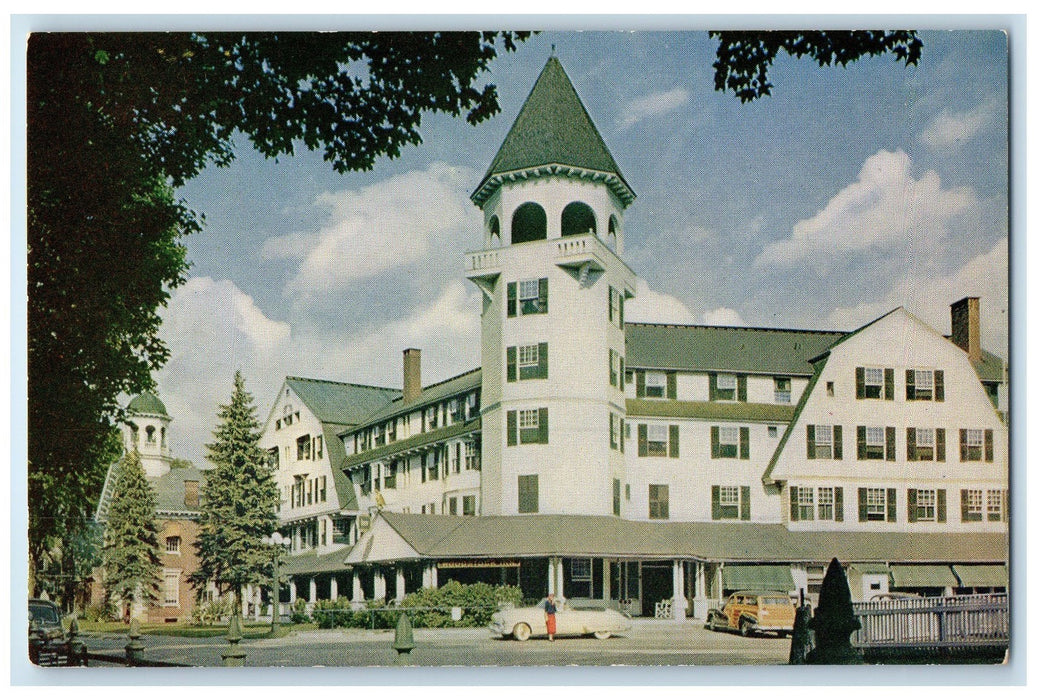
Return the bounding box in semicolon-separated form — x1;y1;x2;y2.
693;562;708;620
374;569;386;600
547;557;557;596
289;579;298;603
672;560;687;620
352;573;363;602
422;565;431;588
396;567;406;602
430;564;438;589
309;577;317;604
602;559;611;604
330;576;339;601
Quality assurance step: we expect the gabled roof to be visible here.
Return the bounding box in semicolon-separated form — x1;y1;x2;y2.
284;376;400;427
354;512;1007;564
625;323;845;376
472;56;634;206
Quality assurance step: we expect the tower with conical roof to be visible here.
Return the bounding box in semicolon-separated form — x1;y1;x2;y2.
466;56;638;516
124;391;173;477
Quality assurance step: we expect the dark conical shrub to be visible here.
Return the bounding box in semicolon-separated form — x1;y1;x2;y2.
805;557;862;664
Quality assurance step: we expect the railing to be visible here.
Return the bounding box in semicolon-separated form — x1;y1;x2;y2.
466;251;501;272
852;593;1008;648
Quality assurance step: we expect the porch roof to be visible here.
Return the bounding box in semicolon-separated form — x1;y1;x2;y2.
282;547;353;576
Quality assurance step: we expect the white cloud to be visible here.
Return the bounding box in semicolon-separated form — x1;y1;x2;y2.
619;88;689;127
261;163;477;302
701;307;746;327
823;237;1007;356
155;277;292;464
920;98;997;149
625;280;697;324
755;150;977;268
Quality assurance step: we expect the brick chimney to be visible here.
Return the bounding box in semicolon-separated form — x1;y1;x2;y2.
951;297;981;362
403;348;422;403
184;480;199;509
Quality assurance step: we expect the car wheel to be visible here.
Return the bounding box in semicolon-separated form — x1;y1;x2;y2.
513;623;532;642
740;619;752;637
593;630;611;640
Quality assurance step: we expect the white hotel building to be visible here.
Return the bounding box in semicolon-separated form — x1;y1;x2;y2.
258;57;1008;617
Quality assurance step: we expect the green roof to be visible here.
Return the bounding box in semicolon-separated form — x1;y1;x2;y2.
969;348;1006;383
889;564;958;588
626;398;795;423
285;376;400;427
365;512;1007;564
345;369;481;434
952;564;1008;587
282;547;353;576
151;464;207;515
722;564;796;592
472;56;633;206
625;323;845;376
127;392;169;418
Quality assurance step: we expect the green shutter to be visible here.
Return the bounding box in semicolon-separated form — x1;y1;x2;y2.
739;427;750;459
907;489;917;522
960;490;969;521
856;367;865;399
666;371;677;399
858;487;868;522
959;429;968;461
834;487;844;521
884;368;894;400
711;486;721;520
886;426;895;461
538;407;549;444
935;370;945;402
538;277;548;313
806;424;816;459
886;488;896;522
857;426;867;460
937;489;947;523
613;479;621;516
737;374;747;402
538;342;549;379
936;428;946;462
669;424;680;458
506;346;516;382
709;373;717;401
636;371;646;398
711;426;720;458
619;293;624;328
984;429;994;462
507;282;516;317
620;419;625;453
507;410;517;446
906;427;917;461
790;487;800;522
833;425;843;460
609;413;616;450
619;357;625;390
740;486;751;521
905;369;916;400
638;424;648;457
608;286;614;323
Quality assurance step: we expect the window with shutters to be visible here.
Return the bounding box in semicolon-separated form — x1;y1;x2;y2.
518;344;540;379
986;490;1003;521
795;487;814;521
715;373;737;401
907;427;943;461
961;428;988;461
518;474;539;513
645;371;666;398
714;486;743;520
962;489;983;522
817;487;838;521
858;426;893;460
906;369;944;401
712;425;749;459
774;377;791;404
638;423;678;458
648;484;669;520
865;488;888;521
508;408;549;445
811;425;834;459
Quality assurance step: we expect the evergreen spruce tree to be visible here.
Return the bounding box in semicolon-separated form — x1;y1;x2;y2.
101;449;161;614
191;371;279;613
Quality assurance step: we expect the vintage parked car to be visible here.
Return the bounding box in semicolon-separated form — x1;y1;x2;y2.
704;591;796;637
490;598;631;641
28;598;75;666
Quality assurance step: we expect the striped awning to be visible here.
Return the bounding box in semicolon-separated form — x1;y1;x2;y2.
952;564;1008;587
722;564;795;592
889;564;958;588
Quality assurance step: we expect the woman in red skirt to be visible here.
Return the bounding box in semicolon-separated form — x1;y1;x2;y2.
544;592;558;641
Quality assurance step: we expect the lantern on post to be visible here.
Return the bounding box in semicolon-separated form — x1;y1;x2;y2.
261;532;290;636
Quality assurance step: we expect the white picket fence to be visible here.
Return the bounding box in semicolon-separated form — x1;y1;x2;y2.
852;593;1008;648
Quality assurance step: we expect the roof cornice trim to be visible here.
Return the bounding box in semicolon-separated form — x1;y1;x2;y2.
471;164;636;207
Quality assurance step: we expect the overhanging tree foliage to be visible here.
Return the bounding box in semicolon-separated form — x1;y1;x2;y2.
710;30;923;102
101;449;162;614
26;31;530;592
191;371;279;612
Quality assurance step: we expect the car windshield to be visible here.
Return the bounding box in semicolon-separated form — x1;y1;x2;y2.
30;604;59;624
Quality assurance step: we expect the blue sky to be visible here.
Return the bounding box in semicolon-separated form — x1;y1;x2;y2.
158;30;1009;465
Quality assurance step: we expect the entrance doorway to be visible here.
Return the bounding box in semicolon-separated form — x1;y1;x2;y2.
641;561;674;617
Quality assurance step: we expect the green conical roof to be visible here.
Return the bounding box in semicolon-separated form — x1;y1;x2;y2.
127;391;169;418
472;56;634;206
